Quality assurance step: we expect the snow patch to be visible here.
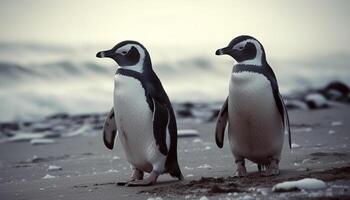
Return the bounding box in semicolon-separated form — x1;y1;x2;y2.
48;165;62;171
192;138;202;143
331;121;343;126
199;196;209;200
291;143;301;149
42;174;56;179
31;138;55;145
273;178;326;192
197;164;212;169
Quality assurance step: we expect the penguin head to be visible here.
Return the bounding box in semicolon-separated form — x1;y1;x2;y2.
215;35;266;66
96;41;151;73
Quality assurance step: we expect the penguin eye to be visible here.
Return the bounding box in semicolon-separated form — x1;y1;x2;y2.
121;51;127;55
238;46;244;50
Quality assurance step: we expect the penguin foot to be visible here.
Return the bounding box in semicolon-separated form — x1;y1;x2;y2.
234;160;247;177
126;171;159;187
261;159;279;176
116;169;144;186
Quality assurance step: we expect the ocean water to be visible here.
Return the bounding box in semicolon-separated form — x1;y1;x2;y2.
0;43;349;122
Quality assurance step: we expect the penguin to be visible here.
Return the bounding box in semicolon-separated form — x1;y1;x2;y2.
214;35;291;177
96;41;183;186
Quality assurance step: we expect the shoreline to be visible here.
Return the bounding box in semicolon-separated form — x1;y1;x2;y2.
1;104;350;199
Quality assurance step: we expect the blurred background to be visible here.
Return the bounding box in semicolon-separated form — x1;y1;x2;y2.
0;0;349;122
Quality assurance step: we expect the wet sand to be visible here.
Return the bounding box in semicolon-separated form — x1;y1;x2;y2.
0;105;350;199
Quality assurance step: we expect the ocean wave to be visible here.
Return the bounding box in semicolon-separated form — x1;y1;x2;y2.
0;45;349;122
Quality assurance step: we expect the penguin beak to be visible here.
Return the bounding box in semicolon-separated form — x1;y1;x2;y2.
96;50;113;58
215;46;231;56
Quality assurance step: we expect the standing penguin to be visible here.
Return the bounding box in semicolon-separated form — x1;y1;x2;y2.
215;35;291;177
96;41;183;186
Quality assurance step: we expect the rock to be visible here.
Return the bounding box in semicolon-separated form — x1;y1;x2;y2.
46;113;69;120
285;99;309;110
176;109;193;118
321;81;350;103
0;123;19;131
305;93;329;109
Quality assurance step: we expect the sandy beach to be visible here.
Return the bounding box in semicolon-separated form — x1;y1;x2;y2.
1;103;349;200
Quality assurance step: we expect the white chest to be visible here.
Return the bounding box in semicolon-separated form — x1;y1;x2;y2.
114;74;150;119
113;75;157;171
228;72;283;162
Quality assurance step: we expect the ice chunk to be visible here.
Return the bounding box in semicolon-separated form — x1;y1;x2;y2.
48;165;62;171
42;174;56;179
291;143;301;149
106;169;119;173
331;121;342;126
192;138;202;143
147;197;162;200
30;138;55;145
197;164;212;169
199;196;209;200
112;156;120;160
272;178;326;192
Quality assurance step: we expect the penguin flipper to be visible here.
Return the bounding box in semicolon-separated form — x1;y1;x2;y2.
151;98;169;156
276;93;291;149
103;108;118;150
215;97;229;148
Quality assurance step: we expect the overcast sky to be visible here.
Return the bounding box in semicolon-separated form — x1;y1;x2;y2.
0;0;349;59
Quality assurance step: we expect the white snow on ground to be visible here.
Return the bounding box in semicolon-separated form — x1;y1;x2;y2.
146;197;163;200
192;138;202;143
30;138;55;145
272;178;326;192
197;164;212;169
48;165;62;171
199;196;209;200
331;121;343;126
291;143;301;148
42;174;56;179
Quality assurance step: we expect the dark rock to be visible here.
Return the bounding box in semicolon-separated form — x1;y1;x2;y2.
285;100;309;110
176;109;193;118
321;81;350;103
32;127;52;132
304;93;329;109
182;102;195;109
0;122;19;131
46;113;69;120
